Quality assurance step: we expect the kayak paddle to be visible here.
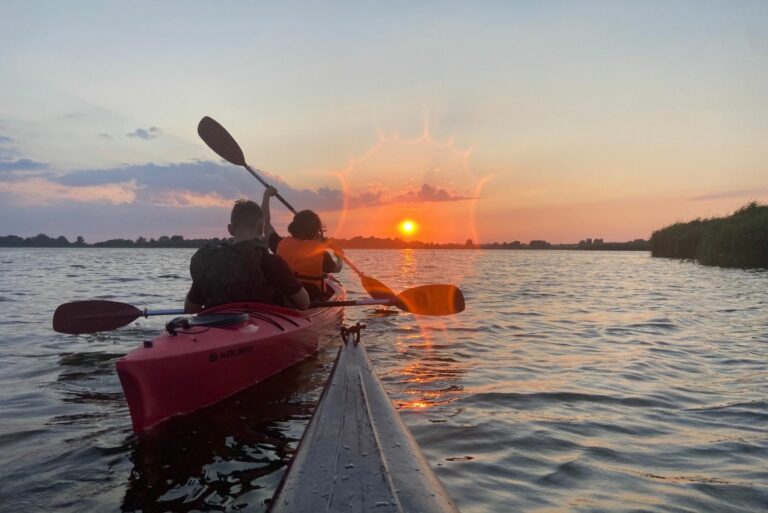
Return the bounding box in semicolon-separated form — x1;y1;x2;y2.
53;284;465;335
53;301;184;335
312;284;465;316
197;116;297;214
333;253;398;299
197;115;401;301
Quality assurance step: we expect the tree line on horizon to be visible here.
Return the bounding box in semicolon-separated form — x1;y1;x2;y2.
650;202;767;269
0;232;650;250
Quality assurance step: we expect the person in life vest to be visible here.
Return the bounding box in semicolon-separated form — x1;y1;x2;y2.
262;187;344;300
184;195;310;313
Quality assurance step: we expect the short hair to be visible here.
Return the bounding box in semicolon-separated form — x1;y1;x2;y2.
230;199;264;230
288;210;322;239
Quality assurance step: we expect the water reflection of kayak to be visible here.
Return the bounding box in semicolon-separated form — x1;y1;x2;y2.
117;277;346;433
269;324;460;513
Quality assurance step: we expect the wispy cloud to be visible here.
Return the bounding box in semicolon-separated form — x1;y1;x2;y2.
152;190;236;209
690;188;768;201
0;135;13;144
98;133;112;140
391;183;471;203
0;154;48;180
0;158;48;173
0;160;478;219
0;178;137;205
127;126;161;140
343;183;471;209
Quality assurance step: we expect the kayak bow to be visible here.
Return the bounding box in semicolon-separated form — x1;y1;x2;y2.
269;324;460;513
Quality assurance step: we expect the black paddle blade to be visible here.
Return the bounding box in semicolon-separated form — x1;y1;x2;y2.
53;300;142;334
197;116;247;166
397;285;465;316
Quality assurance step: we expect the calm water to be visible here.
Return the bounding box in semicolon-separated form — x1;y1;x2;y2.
0;248;766;512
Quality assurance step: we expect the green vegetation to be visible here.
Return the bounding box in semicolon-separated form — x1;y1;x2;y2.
0;233;649;251
0;233;226;248
650;202;768;269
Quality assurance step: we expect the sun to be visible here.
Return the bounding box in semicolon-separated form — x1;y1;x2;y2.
398;219;419;237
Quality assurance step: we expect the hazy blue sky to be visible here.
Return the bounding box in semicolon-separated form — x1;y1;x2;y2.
1;1;766;242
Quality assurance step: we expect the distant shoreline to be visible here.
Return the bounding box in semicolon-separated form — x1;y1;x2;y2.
0;233;650;251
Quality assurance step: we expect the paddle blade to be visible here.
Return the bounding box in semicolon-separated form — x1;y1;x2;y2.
53;300;142;334
360;274;398;300
396;285;465;316
197;116;247;166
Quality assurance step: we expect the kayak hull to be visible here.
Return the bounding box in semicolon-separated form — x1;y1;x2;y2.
269;328;460;513
116;279;346;433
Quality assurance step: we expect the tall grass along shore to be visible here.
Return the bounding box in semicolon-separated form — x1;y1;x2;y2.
650;202;768;269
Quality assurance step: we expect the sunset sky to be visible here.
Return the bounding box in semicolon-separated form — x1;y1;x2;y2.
1;1;767;243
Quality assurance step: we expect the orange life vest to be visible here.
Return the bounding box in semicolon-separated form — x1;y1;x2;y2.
276;237;327;293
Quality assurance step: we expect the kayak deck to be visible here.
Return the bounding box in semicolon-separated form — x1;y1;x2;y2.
269;325;460;513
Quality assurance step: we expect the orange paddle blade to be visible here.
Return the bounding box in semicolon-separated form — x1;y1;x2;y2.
360;274;397;300
397;285;465;316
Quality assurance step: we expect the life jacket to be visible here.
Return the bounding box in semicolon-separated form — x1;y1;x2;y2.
190;239;276;307
276;237;327;295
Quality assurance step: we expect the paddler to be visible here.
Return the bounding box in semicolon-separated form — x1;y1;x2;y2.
262;187;344;300
184;196;310;313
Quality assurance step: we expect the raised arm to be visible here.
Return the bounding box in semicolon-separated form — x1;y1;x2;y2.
326;244;344;273
261;186;278;243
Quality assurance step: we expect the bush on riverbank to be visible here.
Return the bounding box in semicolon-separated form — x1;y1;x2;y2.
650;202;768;268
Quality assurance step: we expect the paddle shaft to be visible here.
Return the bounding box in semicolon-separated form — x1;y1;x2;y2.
311;299;395;308
243;163;297;215
337;253;364;277
146;308;186;317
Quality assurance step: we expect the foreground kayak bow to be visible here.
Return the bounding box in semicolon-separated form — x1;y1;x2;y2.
269;324;460;513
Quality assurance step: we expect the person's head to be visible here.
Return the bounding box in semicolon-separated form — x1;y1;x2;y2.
228;199;264;240
288;210;322;240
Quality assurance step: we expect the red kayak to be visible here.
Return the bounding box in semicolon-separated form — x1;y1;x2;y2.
116;277;346;433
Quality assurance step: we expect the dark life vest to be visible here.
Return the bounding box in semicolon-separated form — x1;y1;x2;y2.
189;239;277;307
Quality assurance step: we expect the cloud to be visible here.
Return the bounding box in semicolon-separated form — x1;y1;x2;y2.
0;136;47;175
0;158;483;242
340;183;471;209
690;188;768;201
0;158;48;172
151;190;236;209
1;160;476;219
346;189;383;209
0;178;137;205
391;183;471;203
98;133;112;140
1;160;329;209
127;126;161;140
55;161;269;197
